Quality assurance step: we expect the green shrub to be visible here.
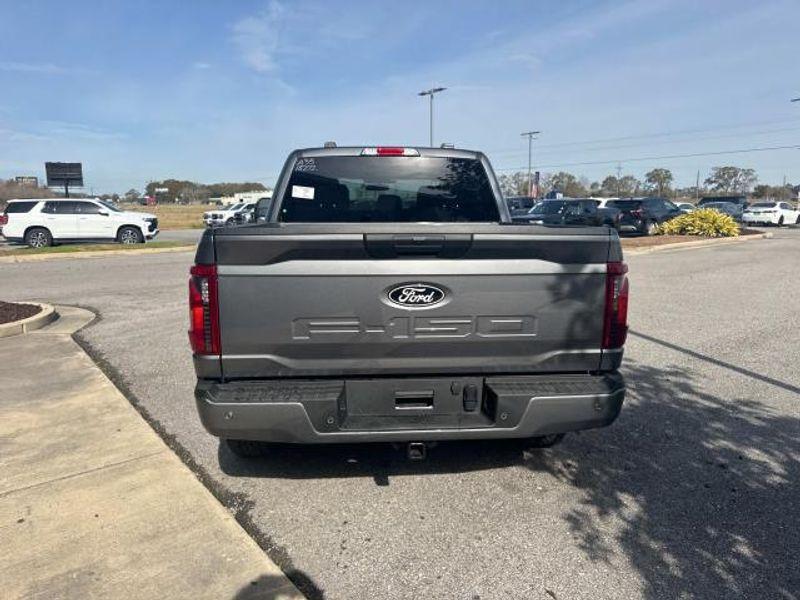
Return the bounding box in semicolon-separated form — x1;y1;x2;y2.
655;208;740;237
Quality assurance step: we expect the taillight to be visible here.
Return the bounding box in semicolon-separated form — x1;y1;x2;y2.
0;214;8;226
630;208;643;218
188;264;221;355
602;261;629;349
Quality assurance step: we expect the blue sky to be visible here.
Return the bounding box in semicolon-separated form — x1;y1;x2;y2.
1;0;798;193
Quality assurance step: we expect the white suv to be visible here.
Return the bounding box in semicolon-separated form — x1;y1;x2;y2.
203;202;258;227
0;198;159;248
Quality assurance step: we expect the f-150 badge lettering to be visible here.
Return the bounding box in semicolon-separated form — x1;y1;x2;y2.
387;283;445;308
292;316;537;340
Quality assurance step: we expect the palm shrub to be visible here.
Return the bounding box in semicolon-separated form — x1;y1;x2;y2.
655;208;740;237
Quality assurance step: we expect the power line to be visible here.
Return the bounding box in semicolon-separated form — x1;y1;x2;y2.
489;125;800;159
486;117;800;156
492;144;800;172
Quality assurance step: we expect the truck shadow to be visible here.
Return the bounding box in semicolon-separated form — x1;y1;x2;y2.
533;359;800;600
218;435;533;485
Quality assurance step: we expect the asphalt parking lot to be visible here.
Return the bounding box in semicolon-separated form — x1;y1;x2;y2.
4;229;799;600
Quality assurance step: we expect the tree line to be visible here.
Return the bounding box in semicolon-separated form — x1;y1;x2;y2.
139;179;268;204
498;166;797;200
0;177;269;204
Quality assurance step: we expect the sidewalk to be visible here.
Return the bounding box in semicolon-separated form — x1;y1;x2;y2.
0;306;304;600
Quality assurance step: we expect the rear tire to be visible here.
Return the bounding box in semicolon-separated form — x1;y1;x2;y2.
118;226;143;244
225;439;272;458
778;216;784;227
25;227;52;248
525;433;565;448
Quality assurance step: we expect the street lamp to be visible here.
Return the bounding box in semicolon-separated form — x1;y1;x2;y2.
418;87;446;146
520;130;541;197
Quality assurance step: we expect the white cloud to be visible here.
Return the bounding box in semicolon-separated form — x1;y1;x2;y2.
192;62;212;70
0;61;70;74
231;1;285;73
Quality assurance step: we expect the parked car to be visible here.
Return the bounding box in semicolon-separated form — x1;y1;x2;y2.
587;198;623;229
742;201;800;226
702;201;744;221
676;202;696;213
191;145;628;459
606;197;682;235
506;195;536;216
698;196;748;211
234;196;274;225
1;198;158;248
202;202;258;227
514;198;619;229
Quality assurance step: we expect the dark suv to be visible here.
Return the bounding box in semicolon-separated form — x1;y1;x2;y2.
606;197;682;235
513;199;605;227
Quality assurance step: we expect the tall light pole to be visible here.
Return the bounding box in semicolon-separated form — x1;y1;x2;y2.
520;130;541;197
418;87;446;146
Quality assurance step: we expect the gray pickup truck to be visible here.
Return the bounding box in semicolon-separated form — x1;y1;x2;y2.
190;146;628;459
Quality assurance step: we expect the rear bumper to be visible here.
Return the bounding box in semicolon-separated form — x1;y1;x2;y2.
195;372;625;443
742;214;778;224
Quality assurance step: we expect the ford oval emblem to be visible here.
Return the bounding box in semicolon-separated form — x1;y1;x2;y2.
387;283;446;308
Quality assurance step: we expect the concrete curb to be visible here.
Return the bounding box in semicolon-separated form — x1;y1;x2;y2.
0;302;57;338
624;232;768;255
0;245;194;264
0;306;305;599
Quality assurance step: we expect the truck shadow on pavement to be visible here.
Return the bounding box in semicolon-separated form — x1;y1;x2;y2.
537;359;800;600
220;357;799;599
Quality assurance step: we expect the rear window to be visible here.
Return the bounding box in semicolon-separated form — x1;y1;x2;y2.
278;156;500;222
607;200;643;210
750;202;776;208
4;201;38;214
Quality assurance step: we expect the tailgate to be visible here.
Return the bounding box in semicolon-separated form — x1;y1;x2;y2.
211;224;613;378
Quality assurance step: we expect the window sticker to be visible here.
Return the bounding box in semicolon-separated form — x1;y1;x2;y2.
292;185;315;200
294;158;317;172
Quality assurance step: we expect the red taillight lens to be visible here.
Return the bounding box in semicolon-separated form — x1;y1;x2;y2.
0;214;8;226
188;264;221;355
602;261;629;349
361;147;420;157
630;208;643;218
376;147;405;156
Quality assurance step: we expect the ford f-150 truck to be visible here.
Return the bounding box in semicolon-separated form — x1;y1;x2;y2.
191;146;628;459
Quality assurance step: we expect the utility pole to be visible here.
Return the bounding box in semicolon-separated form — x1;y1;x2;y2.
418;87;446;146
616;163;622;197
520;130;541;197
695;170;700;203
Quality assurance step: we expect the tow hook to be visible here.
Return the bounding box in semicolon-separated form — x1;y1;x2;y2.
407;442;427;461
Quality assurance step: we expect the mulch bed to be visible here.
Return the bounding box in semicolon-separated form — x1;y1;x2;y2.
621;229;762;249
0;301;42;325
